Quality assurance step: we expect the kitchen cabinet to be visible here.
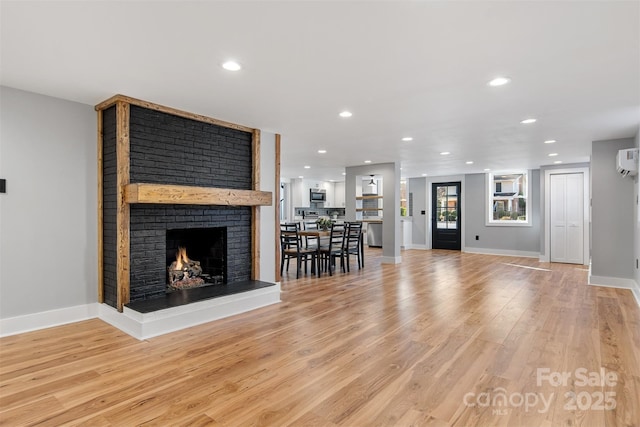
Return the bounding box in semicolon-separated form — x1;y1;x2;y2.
298;179;336;207
334;181;345;207
324;183;335;207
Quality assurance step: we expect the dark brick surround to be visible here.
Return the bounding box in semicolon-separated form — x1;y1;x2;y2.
129;205;251;301
129;106;252;189
102;104;254;306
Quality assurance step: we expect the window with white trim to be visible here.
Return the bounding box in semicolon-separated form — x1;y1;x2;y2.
486;171;531;226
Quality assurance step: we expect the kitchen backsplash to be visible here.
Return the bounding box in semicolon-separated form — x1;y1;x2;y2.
295;207;346;219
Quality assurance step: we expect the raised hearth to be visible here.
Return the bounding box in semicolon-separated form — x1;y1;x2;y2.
99;280;281;340
127;280;275;313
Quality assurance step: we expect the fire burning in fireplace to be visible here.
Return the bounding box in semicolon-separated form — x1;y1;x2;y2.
168;247;205;290
165;227;227;292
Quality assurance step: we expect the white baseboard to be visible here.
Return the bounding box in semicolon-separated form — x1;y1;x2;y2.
633;282;640;307
402;244;428;250
632;281;640;307
381;256;402;264
539;253;588;266
0;303;99;338
463;247;540;259
2;284;282;340
588;274;636;289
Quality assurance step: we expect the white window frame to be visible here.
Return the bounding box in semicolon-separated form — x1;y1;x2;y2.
485;170;532;227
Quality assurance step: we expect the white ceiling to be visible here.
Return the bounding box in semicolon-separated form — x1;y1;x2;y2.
1;1;639;181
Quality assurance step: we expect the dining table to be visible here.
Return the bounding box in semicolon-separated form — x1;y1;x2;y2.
297;228;364;276
297;229;327;277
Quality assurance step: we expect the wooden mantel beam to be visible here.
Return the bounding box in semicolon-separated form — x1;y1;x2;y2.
124;183;272;206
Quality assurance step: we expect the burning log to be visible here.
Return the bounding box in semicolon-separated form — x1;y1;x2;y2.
168;247;204;290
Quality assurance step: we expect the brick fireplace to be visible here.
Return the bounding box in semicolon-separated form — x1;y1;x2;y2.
97;95;273;312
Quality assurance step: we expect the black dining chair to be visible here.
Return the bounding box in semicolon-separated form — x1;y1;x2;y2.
319;223;346;275
280;224;317;278
344;222;363;272
303;221;319;249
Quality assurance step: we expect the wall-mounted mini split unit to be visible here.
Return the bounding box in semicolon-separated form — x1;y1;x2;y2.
616;148;639;177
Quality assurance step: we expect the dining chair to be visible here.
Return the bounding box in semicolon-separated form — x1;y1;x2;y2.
319;223;346;275
344;222;363;272
303;221;319;249
280;224;317;278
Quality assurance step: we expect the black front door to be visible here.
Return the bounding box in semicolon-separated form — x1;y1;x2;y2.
432;182;461;250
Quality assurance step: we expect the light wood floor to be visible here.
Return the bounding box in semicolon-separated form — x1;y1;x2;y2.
1;249;639;426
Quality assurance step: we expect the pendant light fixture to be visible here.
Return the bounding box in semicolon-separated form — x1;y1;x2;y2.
367;175;376;188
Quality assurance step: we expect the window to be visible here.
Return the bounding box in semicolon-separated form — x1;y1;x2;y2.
486;171;531;226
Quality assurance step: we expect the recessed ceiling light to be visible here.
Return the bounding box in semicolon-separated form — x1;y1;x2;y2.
440;151;450;155
488;76;511;87
544;140;556;144
520;118;537;124
421;173;428;177
329;179;335;182
402;137;413;142
364;160;372;163
298;175;304;179
304;165;311;169
554;160;563;164
548;153;558;157
342;172;346;175
317;149;327;154
466;161;474;165
339;111;353;118
484;168;491;171
222;60;241;71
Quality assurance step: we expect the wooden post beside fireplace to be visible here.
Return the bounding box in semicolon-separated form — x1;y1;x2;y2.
96;95;272;312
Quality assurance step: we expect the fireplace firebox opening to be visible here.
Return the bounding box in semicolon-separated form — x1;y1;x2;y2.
166;227;227;291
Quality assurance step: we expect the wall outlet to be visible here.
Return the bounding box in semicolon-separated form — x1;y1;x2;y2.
475;235;479;240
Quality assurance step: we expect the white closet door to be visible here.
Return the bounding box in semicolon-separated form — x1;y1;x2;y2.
550;174;567;262
550;173;584;264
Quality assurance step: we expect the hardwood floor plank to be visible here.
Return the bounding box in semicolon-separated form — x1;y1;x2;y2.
0;396;65;426
1;249;638;426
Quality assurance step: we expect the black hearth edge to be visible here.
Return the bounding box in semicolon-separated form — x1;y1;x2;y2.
125;280;276;314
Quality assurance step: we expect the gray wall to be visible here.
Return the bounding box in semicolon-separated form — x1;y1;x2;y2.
408;177;426;245
464;170;541;253
635;131;640;286
591;138;635;279
0;87;98;318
